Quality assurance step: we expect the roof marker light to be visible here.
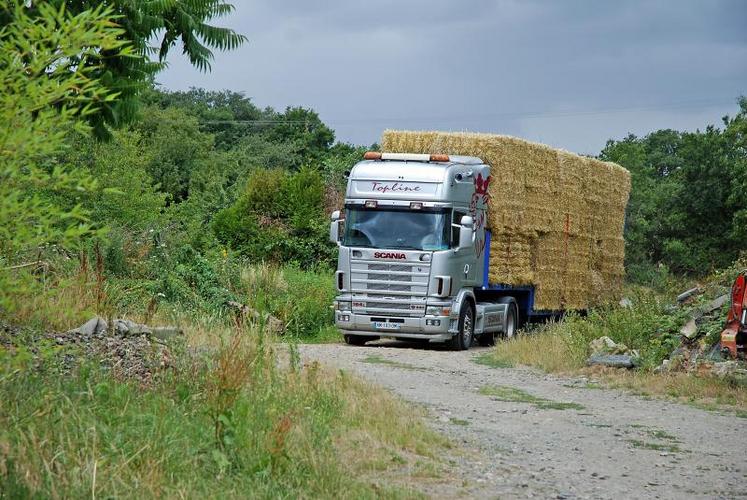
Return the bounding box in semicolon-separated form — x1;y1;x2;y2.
410;202;423;210
429;154;450;162
363;151;382;160
365;200;378;208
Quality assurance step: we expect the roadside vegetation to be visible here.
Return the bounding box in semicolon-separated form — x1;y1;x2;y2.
482;257;747;412
0;321;448;498
0;3;436;497
2;0;746;495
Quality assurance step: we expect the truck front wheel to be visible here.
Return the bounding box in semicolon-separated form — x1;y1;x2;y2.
450;304;474;351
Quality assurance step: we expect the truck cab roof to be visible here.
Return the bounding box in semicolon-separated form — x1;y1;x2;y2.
345;154;490;205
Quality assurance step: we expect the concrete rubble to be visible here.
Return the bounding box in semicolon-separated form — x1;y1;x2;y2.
655;287;745;377
51;316;184;384
586;336;639;369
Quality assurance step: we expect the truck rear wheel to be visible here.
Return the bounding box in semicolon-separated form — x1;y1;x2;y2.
503;303;518;339
450;304;474;351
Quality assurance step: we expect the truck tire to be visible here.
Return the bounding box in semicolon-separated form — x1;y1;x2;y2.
344;335;376;346
450;304;474;351
478;298;519;346
499;299;518;339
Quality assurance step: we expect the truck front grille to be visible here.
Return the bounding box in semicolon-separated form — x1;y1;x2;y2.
350;258;430;317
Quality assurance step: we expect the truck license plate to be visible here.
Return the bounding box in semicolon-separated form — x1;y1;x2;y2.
373;322;400;330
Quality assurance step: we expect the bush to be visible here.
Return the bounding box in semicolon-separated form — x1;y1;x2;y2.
213;168;335;268
0;326;441;497
150;244;236;312
554;291;684;368
238;264;335;339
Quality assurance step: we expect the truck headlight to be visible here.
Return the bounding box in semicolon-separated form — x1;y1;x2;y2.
335;301;351;311
426;306;450;316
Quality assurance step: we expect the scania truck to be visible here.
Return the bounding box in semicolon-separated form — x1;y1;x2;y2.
330;151;531;350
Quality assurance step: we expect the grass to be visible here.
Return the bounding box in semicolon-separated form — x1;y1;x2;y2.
473;352;514;368
0;278;451;498
478;385;585;411
361;355;427;371
477;280;747;414
595;369;747;415
646;429;679;441
626;439;683;454
449;418;470;426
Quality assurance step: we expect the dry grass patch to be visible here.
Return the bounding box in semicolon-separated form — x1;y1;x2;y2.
587;368;747;414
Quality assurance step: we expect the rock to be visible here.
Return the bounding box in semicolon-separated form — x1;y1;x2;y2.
703;343;726;362
711;361;747;378
619;298;633;308
701;294;729;314
590;336;617;354
113;319;152;336
586;354;637;369
654;359;670;373
589;336;631;355
67;316;108;336
151;326;183;341
676;288;701;303
679;318;699;340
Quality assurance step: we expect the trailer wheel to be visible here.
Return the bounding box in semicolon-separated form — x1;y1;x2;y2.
503;303;518;339
450;303;474;351
493;297;518;340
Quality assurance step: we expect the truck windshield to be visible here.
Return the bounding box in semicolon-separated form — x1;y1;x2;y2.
343;206;450;251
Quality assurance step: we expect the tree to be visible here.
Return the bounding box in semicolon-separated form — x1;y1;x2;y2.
0;1;246;137
601;97;747;276
0;1;127;310
143;88;272;149
134;105;214;202
266;107;335;169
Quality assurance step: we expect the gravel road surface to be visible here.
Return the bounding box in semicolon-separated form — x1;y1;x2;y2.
300;340;745;499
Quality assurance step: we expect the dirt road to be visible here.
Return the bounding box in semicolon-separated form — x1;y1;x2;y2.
300;341;745;499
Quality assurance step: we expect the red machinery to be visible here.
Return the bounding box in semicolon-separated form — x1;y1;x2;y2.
721;271;747;359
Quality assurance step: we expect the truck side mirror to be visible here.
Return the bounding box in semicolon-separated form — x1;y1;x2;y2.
458;215;474;250
330;210;343;244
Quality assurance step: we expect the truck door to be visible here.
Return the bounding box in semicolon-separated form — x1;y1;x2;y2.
451;208;478;288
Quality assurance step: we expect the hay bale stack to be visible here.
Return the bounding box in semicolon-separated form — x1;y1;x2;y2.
380;130;630;311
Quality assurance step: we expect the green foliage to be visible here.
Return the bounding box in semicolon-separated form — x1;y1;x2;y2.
274;267;336;338
601;97;747;276
551;291;684;369
62;130;168;230
144;88;274;150
0;337;423;498
213;168;335;267
135;106;215;202
266;107;335;168
0;1;246;136
0;1;126;311
235;264;335;339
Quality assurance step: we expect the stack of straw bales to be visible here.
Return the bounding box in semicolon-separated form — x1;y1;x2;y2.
381;130;630;311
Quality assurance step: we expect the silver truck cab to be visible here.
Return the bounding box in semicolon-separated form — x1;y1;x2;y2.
330;152;518;350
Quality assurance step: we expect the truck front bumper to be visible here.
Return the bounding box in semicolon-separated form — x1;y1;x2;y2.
335;312;453;342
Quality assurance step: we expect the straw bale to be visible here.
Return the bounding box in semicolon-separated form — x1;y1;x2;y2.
380;130;630;311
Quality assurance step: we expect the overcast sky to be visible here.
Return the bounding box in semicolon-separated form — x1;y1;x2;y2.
158;0;746;154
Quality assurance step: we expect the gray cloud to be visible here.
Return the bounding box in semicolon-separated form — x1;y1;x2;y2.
158;0;747;153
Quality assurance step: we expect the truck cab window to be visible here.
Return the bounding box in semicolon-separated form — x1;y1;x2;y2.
343;206;450;251
451;210;468;246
